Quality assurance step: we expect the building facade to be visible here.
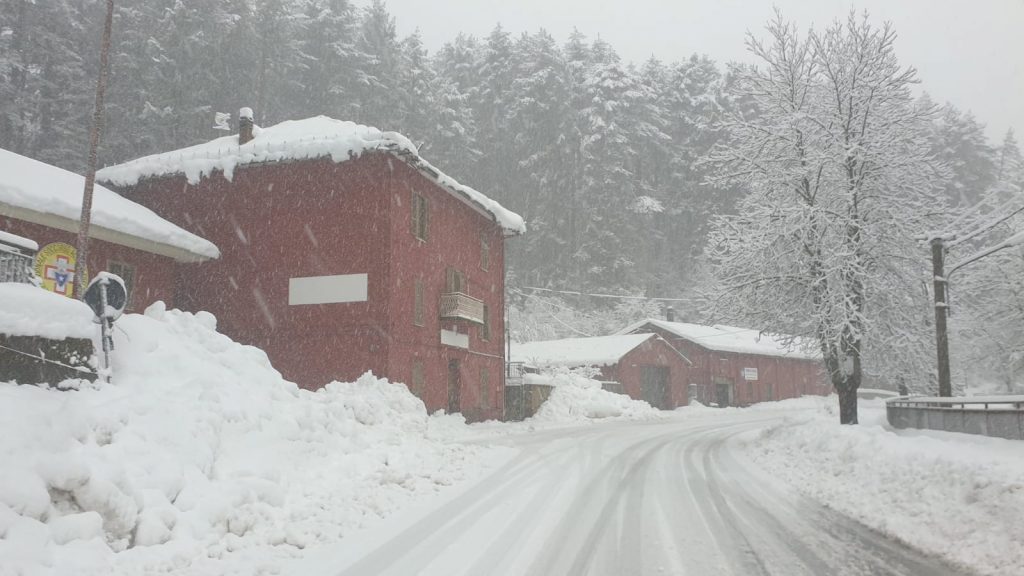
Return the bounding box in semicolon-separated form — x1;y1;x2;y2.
510;333;692;410
98;116;523;421
618;319;829;407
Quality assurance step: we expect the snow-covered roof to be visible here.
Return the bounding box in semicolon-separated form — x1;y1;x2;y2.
0;230;37;252
96;116;526;236
0;282;94;340
0;148;219;262
617;318;820;360
510;333;685;368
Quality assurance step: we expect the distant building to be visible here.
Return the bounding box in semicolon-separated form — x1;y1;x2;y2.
0;148;219;307
98;113;524;421
617;318;829;407
509;333;693;409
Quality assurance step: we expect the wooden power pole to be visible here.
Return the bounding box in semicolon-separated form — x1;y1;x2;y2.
931;237;952;397
73;0;115;299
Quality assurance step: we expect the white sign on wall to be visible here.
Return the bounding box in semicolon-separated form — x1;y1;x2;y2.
742;367;758;381
289;274;368;305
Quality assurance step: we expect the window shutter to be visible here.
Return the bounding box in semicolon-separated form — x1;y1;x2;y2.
411;193;421;238
421;196;429;240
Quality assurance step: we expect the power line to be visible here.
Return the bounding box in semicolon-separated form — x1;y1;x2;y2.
514;285;692;303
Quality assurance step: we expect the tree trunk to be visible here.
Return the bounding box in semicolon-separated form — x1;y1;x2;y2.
836;380;859;424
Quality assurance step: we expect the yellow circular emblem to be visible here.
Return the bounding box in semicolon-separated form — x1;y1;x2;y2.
34;242;88;298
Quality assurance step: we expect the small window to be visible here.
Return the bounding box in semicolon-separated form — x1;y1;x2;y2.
411;360;425;398
108;260;136;310
479;367;490;408
411;192;429;241
480;237;490;271
445;267;466;294
413;278;424;326
480;304;490;341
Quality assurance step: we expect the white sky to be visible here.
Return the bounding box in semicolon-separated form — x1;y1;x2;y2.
381;0;1024;142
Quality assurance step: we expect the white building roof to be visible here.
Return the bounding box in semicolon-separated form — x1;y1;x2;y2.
510;333;686;368
0;148;219;262
96;116;526;236
616;318;820;360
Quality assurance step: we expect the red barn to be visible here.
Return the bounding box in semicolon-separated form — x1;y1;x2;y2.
0;148;219;307
617;318;829;407
509;334;693;409
97;114;524;421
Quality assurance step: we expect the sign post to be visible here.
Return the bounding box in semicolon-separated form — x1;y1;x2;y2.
84;272;127;381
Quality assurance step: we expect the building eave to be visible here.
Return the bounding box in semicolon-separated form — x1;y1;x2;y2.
0;201;217;263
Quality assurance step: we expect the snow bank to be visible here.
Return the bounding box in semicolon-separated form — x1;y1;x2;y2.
0;148;219;260
743;401;1024;576
0;282;94;340
96;116;525;235
0;303;501;575
530;371;661;422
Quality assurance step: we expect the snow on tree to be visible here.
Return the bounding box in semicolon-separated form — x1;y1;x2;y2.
704;11;948;424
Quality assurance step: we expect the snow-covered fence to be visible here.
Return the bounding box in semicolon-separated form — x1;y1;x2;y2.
886;396;1024;440
0;232;36;284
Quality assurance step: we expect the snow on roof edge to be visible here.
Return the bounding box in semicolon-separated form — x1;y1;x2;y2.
510;333;689;368
616;318;820;360
96;116;526;236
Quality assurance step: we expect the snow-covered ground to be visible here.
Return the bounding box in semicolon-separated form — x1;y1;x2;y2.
742;397;1024;576
0;302;656;576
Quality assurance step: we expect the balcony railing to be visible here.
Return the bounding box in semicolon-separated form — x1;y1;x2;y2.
439;292;485;324
0;244;35;284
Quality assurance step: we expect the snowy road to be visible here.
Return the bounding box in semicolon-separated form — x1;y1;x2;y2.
296;412;972;576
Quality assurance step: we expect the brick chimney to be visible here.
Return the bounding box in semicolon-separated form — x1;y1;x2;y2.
665;305;675;322
238;107;254;145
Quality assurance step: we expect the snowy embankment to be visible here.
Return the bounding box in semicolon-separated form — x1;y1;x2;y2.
0;304;511;575
529;371;661;423
742;397;1024;576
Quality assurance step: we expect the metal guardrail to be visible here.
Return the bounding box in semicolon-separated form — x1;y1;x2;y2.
886;396;1024;440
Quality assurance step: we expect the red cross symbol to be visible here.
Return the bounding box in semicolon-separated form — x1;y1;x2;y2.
44;255;76;296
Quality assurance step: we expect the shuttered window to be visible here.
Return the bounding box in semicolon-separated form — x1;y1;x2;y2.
480;237;490;271
445;267;466;294
413;278;424;326
411;192;429;241
480;304;490;341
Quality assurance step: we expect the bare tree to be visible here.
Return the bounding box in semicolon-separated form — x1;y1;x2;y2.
703;11;948;424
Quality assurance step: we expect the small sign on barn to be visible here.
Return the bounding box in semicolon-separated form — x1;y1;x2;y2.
742;367;758;381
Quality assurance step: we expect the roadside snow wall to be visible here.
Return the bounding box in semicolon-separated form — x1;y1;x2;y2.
0;303;496;575
743;401;1024;576
529;370;661;422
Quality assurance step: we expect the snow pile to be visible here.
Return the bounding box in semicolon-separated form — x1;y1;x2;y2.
530;371;661;422
743;402;1024;576
0;148;219;260
0;282;94;340
96;116;525;235
0;303;501;575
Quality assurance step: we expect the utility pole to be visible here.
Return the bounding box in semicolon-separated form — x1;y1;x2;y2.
931;237;952;397
73;0;115;299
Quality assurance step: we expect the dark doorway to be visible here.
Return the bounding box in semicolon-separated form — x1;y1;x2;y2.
714;380;734;408
641;365;670;409
447;359;461;414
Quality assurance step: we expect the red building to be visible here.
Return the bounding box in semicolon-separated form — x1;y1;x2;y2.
509;334;693;409
0;148;219;307
97;114;524;421
617;318;829;407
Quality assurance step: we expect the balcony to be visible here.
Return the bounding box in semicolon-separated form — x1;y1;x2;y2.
439;292;485;324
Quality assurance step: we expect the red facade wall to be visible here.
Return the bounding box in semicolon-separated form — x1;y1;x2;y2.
1;217;177;310
117;153;509;421
631;324;829;407
598;338;691;409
